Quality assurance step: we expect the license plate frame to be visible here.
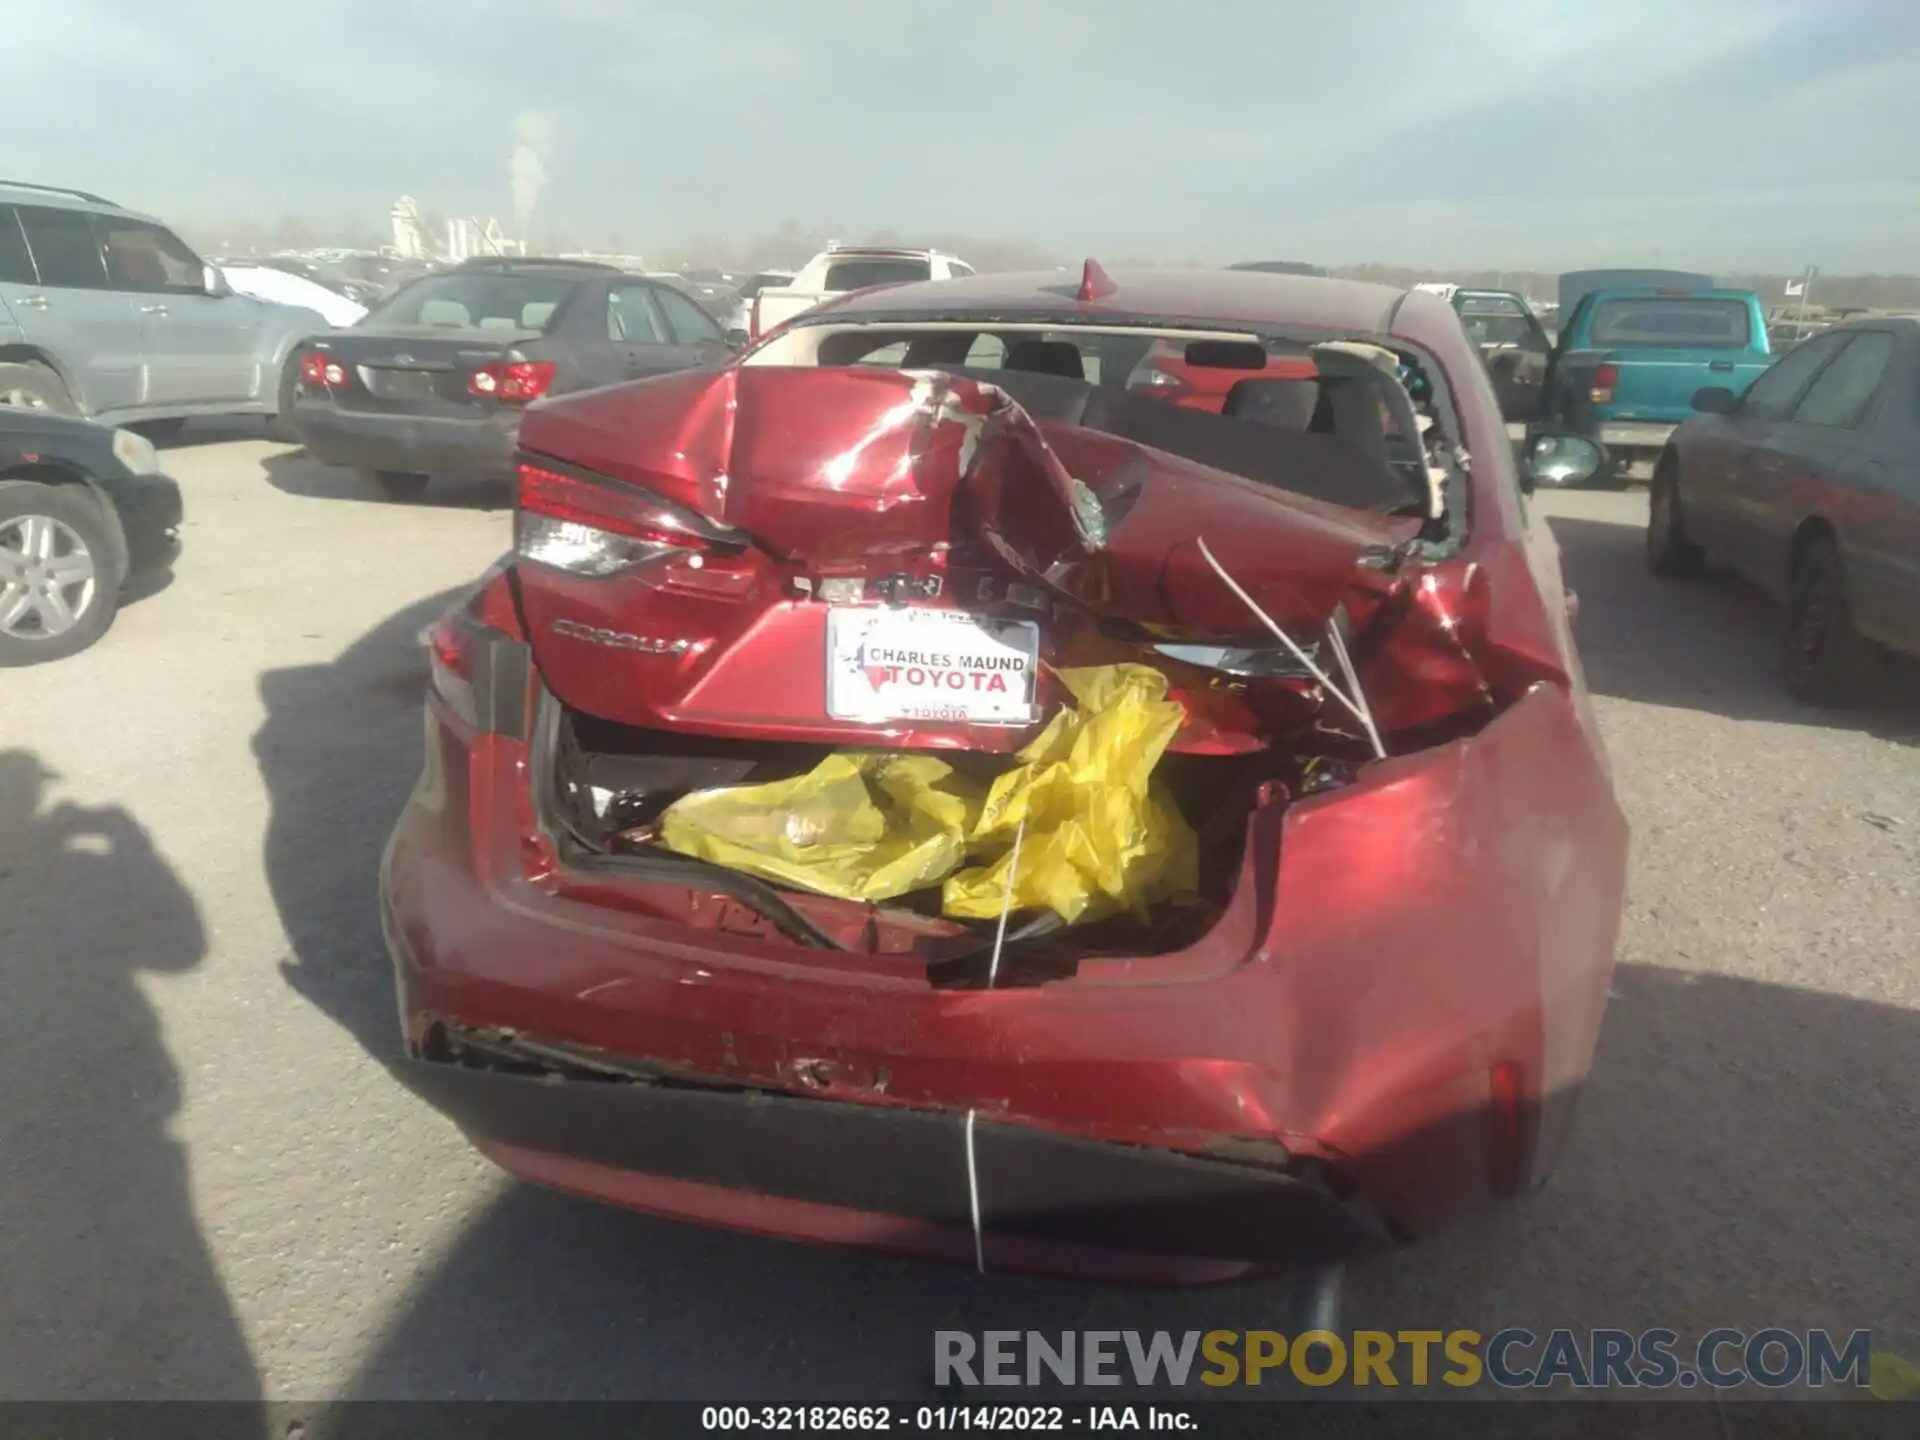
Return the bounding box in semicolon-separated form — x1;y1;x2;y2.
825;607;1041;727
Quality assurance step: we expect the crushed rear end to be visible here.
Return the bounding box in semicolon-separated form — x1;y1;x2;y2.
381;362;1627;1278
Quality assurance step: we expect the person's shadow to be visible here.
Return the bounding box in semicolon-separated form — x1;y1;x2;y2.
0;751;260;1402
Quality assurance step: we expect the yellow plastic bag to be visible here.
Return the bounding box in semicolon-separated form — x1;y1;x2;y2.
658;751;981;903
942;664;1199;925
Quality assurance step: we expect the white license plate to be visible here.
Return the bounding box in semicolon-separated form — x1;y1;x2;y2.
826;607;1040;726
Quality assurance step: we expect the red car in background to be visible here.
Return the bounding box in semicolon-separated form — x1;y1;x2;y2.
382;263;1628;1282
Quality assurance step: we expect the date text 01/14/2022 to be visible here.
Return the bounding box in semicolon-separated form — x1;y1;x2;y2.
700;1406;1196;1431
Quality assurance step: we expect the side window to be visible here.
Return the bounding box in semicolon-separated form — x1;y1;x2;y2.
1789;333;1894;429
653;286;722;345
0;207;35;285
1460;296;1534;347
15;205;109;289
946;261;976;279
962;334;1006;368
606;285;668;345
95;219;205;293
1739;333;1848;419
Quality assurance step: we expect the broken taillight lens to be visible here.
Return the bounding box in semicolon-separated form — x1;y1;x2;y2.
1588;362;1618;405
298;352;345;388
514;460;708;578
424;607;481;726
469;361;556;403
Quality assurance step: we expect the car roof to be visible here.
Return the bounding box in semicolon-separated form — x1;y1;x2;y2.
1583;286;1757;301
0;180;167;228
814;266;1409;333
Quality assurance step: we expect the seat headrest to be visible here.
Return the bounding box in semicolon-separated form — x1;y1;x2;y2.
1222;377;1320;429
1003;339;1086;380
521;301;557;329
418;299;472;328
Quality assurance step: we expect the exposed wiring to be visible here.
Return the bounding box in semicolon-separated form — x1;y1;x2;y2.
1195;537;1388;759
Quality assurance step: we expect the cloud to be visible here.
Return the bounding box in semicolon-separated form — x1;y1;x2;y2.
7;0;1919;270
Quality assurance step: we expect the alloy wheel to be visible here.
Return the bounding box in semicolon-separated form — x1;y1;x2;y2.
0;514;98;640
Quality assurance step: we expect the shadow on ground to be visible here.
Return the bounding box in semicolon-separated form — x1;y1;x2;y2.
261;449;511;512
0;751;261;1403
260;583;1916;1400
1548;507;1920;744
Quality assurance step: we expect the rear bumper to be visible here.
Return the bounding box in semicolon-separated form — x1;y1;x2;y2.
291;399;518;479
394;1055;1380;1279
1595;421;1678;453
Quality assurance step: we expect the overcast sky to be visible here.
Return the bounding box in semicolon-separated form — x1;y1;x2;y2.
9;0;1919;271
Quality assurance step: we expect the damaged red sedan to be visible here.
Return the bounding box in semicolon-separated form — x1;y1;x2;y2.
381;263;1629;1282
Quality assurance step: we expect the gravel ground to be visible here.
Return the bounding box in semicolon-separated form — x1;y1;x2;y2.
0;433;1913;1402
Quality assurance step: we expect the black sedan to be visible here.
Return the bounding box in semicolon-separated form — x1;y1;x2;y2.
1647;317;1920;704
0;406;181;665
287;257;739;500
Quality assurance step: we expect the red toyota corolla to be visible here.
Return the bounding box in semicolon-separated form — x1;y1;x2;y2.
382;263;1628;1282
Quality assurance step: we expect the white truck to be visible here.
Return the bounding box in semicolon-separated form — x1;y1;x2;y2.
747;245;975;340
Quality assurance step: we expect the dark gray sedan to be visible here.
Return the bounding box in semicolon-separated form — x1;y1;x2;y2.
1647;317;1920;705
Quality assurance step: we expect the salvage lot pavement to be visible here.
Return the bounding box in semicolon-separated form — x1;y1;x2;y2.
1;428;1915;1401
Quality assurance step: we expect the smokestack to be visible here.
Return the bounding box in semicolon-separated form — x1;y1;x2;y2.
510;110;557;240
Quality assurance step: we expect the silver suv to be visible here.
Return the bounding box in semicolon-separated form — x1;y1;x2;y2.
0;180;323;437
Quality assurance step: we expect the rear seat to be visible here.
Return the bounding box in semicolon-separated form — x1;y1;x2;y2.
926;362;1420;514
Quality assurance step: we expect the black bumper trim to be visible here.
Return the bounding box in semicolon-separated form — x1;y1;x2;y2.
395;1058;1381;1262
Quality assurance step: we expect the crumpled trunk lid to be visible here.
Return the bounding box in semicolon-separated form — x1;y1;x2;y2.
512;365;1417;751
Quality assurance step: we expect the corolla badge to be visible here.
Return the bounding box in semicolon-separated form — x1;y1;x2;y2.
552;618;692;653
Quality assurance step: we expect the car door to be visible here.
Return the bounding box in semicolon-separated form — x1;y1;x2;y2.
92;215;258;405
1460;293;1550;421
1687;330;1847;565
1844;340;1920;653
650;283;735;371
604;281;708;381
6;203;146;414
1734;331;1895;598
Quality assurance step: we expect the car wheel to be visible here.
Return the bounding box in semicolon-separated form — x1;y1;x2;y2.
1783;534;1874;707
0;480;122;666
0;362;80;416
264;357;301;443
369;470;430;500
1646;455;1705;577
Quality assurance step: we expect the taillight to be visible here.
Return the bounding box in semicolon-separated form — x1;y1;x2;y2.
514;460;711;577
421;565;527;729
1589;362;1618;405
468;360;556;403
424;607;482;725
298;352;346;388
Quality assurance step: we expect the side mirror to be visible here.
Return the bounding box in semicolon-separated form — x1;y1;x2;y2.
725;328;749;351
1690;386;1737;415
1522;432;1607;493
203;265;233;298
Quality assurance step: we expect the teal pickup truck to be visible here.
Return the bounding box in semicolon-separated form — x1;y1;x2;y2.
1541;283;1773;483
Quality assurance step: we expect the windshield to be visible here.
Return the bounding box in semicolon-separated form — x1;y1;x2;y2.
1589;297;1751;348
823;259;931;291
364;273;577;331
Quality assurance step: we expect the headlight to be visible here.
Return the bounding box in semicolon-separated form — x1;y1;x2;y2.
112;428;160;475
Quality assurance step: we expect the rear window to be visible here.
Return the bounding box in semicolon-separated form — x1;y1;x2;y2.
1589;298;1751;348
823;259;931;292
366;273;577;332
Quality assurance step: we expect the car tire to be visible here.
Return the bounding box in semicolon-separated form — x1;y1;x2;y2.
1783;534;1874;707
369;470;430;500
1645;455;1705;577
264;358;301;443
0;479;123;666
0;362;80;416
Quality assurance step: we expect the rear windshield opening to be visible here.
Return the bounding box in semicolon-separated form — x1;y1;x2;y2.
1589;298;1751;348
781;325;1447;523
823;259;932;291
366;274;577;332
